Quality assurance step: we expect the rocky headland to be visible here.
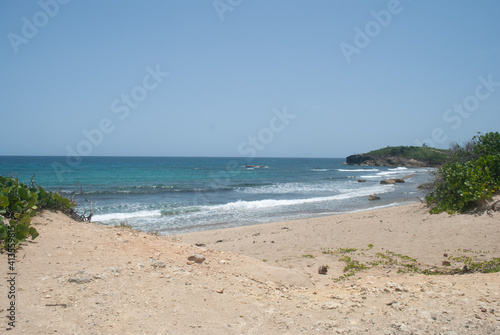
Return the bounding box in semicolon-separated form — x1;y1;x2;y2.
346;146;449;167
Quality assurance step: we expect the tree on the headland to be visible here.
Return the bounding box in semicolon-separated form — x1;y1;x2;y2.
426;132;500;214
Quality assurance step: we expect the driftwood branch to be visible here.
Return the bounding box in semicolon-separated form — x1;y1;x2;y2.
71;184;93;222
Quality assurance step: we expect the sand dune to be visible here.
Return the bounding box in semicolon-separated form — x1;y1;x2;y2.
1;203;499;334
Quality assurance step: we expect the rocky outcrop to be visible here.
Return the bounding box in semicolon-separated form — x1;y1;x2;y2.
345;154;371;165
346;146;448;167
346;155;433;167
346;153;447;167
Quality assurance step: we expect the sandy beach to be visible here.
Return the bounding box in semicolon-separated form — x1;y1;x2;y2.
1;202;499;334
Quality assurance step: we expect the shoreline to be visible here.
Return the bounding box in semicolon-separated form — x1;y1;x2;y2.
177;202;500;276
2;202;499;333
157;198;421;236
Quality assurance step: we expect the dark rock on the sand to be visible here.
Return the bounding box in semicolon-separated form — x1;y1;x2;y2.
68;276;92;284
368;194;381;200
195;243;206;247
357;179;367;183
151;260;166;268
318;266;328;275
68;270;93;284
188;253;206;264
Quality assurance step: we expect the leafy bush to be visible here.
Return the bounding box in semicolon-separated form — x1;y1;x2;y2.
426;132;500;214
0;176;75;249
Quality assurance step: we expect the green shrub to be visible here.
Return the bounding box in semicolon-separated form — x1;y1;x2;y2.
0;176;75;249
426;132;500;214
449;131;500;163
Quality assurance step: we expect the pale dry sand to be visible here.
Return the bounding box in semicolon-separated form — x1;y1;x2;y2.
1;202;499;334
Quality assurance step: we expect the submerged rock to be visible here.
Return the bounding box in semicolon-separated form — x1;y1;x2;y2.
380;178;405;184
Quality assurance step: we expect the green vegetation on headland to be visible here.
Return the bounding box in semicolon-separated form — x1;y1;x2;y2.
426;132;500;214
366;146;449;164
346;145;449;167
0;176;76;249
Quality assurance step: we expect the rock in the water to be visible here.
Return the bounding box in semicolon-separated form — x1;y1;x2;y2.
357;179;367;182
188;253;206;264
318;265;328;275
418;182;434;190
368;194;380;200
381;178;405;184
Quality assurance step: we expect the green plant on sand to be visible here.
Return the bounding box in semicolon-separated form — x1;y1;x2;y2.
323;244;500;282
0;176;76;249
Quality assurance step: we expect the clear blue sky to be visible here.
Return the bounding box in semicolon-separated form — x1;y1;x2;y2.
1;0;499;158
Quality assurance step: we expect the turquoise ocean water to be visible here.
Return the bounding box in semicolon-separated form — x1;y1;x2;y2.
0;156;434;234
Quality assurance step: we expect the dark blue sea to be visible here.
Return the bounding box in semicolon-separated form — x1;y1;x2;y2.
0;156;434;234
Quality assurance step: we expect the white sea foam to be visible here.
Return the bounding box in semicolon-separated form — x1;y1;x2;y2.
239;182;342;195
377;170;416;176
210;185;394;212
311;169;329;172
337;169;379;172
93;210;162;222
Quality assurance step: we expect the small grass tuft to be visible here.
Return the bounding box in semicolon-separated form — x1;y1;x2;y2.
117;221;132;229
